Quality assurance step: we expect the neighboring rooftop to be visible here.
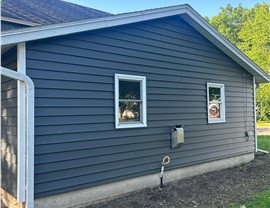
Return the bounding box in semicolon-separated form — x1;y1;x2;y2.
1;0;111;27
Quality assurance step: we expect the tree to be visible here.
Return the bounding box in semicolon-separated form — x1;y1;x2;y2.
238;4;270;74
208;4;248;45
237;4;270;121
207;3;270;121
256;84;270;121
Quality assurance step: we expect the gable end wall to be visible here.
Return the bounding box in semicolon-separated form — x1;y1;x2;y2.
26;16;255;198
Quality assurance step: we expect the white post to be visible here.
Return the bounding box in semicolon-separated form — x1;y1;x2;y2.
17;42;26;202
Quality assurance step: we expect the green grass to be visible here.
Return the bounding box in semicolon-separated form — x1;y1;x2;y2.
258;135;270;152
229;137;270;208
230;190;270;208
257;122;270;127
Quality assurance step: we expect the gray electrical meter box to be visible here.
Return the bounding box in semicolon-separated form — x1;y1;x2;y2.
171;125;184;149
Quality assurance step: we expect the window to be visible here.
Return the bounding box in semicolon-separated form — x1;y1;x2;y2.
207;83;226;123
115;74;147;128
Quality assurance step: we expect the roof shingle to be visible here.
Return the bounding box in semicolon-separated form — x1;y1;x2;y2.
1;0;111;25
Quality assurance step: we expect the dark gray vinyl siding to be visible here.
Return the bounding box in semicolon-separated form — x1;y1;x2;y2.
1;21;29;31
1;48;18;197
26;16;255;198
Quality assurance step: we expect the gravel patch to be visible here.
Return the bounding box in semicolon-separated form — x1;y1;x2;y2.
85;154;270;208
257;127;270;135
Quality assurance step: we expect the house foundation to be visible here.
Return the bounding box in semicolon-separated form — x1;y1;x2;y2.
35;153;254;208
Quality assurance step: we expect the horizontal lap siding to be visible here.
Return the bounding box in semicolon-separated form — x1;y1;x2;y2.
1;48;18;197
1;21;29;31
26;16;255;198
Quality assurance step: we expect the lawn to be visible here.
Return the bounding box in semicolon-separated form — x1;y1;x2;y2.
230;190;270;208
258;135;270;152
229;136;270;208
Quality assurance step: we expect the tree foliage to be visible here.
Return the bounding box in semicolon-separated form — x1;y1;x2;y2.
208;4;248;45
207;3;270;121
238;4;270;74
256;84;270;121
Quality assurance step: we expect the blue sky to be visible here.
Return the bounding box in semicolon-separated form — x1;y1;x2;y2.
65;0;267;18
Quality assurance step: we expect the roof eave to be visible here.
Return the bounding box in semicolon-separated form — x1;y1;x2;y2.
1;5;188;46
1;4;269;83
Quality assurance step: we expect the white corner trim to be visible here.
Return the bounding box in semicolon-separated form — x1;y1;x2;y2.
0;66;35;208
115;74;147;129
17;42;26;202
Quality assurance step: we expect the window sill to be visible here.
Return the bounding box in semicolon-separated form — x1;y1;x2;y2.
116;123;147;129
208;119;226;124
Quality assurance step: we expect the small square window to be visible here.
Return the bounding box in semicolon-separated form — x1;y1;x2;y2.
207;83;226;123
115;74;147;128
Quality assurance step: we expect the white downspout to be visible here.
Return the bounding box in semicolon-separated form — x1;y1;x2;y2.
254;76;258;152
253;77;269;154
0;66;35;208
17;42;26;202
0;55;1;208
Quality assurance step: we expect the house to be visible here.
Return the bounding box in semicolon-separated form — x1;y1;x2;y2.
1;0;270;208
1;0;111;31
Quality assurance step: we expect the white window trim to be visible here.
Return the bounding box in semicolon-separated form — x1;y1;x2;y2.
207;82;226;124
115;74;147;129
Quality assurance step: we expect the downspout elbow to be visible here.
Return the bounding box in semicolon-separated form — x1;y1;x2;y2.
1;66;34;90
24;75;35;94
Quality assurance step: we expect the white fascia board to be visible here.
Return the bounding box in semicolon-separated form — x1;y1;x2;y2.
1;5;187;46
182;9;270;84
